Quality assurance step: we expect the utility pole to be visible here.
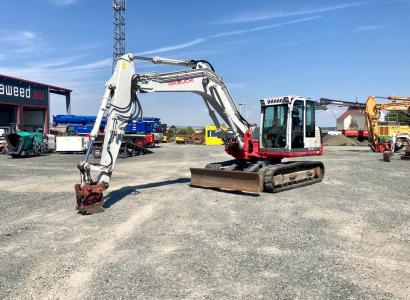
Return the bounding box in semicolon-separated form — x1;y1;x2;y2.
113;0;126;70
238;103;248;120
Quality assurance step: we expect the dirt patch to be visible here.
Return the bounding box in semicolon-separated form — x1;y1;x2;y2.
323;134;368;146
258;246;286;256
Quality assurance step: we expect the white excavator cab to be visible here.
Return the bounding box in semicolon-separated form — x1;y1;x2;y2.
259;96;321;152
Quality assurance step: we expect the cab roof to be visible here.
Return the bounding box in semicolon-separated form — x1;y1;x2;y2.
260;96;306;106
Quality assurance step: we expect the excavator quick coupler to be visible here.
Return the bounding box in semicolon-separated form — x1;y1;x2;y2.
74;183;107;214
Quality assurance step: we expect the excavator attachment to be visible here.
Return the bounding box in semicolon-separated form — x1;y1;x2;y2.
74;183;107;214
190;168;264;193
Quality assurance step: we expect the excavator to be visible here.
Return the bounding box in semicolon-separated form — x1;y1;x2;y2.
365;96;410;153
319;96;410;152
75;54;324;214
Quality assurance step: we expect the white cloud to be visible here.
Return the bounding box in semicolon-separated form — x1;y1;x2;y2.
137;38;206;56
213;2;366;24
0;55;112;116
0;29;37;44
208;16;321;38
47;0;81;6
170;38;254;60
0;57;112;84
356;25;387;31
60;58;112;72
0;29;41;55
28;55;85;68
135;17;319;57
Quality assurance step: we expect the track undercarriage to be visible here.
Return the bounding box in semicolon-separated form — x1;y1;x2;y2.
190;159;324;193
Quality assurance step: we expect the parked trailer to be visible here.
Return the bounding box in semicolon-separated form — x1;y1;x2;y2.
52;115;162;136
52;115;158;149
92;136;148;159
56;136;89;153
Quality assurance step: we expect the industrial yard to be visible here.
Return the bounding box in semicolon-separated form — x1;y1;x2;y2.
0;144;408;299
1;1;409;299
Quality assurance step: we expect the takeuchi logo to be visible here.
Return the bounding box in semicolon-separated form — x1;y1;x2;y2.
167;78;194;86
0;83;45;100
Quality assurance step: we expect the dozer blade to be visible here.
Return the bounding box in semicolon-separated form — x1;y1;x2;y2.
190;167;264;193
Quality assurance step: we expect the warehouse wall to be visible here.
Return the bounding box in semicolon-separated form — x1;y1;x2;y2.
23;109;46;132
337;115;366;130
0;105;17;126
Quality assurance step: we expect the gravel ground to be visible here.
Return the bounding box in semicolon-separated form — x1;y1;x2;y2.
0;144;409;299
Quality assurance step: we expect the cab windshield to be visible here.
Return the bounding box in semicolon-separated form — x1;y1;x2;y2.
262;105;288;148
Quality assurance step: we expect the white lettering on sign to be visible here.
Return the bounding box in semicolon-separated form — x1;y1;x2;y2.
0;83;36;100
6;85;12;96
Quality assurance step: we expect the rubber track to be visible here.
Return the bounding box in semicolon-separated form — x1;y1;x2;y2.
261;161;325;193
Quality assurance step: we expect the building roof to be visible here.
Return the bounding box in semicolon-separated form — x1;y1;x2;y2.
337;108;364;121
0;73;72;94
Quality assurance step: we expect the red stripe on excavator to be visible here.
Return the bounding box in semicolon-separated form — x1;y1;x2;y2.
226;134;324;160
257;148;323;158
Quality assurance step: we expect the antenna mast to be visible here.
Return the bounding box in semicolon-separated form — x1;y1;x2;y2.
113;0;126;69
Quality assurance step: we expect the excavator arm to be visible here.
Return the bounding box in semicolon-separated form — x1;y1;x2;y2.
75;54;252;213
134;57;251;143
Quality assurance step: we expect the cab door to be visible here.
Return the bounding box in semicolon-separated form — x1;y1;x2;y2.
290;100;305;149
290;99;317;149
304;100;317;148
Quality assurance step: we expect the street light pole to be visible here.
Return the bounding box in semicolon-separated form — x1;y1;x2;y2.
238;103;248;120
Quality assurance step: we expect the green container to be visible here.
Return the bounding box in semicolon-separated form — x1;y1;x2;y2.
17;131;44;151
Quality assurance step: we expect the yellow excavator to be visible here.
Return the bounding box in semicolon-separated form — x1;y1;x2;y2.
319;96;410;155
365;96;410;153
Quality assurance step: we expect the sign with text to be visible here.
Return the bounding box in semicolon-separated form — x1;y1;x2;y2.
0;75;49;107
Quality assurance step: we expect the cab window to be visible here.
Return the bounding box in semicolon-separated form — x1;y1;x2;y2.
306;100;315;138
262;105;288;148
291;100;304;148
207;130;216;138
